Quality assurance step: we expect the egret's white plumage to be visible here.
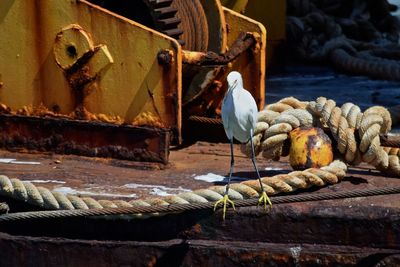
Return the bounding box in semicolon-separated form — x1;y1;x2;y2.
214;71;271;219
222;71;258;143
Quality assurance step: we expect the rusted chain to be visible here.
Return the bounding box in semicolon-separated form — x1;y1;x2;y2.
0;203;9;214
0;186;398;222
182;32;256;66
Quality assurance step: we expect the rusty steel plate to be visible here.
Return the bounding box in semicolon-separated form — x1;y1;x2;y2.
0;114;170;163
0;142;399;266
0;233;399;266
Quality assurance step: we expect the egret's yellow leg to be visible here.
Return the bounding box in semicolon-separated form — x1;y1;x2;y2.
214;139;236;220
258;191;272;210
250;129;272;210
213;194;236;220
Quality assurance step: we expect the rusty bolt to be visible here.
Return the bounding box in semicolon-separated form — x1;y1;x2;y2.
157;50;173;65
66;44;78;58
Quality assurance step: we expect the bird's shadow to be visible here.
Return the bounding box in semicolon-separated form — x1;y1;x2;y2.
347;166;400;180
342;175;369;185
347;167;380;177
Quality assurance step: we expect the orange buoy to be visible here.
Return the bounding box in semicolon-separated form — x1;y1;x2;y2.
289;127;333;170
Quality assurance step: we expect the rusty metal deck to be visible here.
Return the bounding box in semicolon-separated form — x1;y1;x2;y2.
0;142;399;266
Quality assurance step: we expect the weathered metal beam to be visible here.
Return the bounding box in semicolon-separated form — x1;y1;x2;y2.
0;0;182;139
0;233;399;266
0;114;170;163
0;197;399;248
181;32;256;66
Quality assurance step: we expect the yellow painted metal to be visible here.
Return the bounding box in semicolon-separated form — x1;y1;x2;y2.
182;6;266;116
182;0;228;106
289;127;333;170
221;0;286;41
53;24;95;69
53;24;114;81
220;0;248;14
222;7;266;110
0;0;181;132
221;0;286;69
0;0;267;145
199;0;227;53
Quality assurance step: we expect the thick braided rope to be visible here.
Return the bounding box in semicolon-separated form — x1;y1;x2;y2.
286;0;400;81
0;160;346;212
241;97;313;160
0;202;9;214
243;96;400;177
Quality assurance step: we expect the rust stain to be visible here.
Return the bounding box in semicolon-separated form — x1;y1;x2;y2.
63;48;98;116
181;33;256;66
146;256;157;267
0;102;124;125
0;114;170;163
132;111;165;128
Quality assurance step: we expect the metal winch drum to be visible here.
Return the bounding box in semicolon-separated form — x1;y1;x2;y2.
0;0;266;163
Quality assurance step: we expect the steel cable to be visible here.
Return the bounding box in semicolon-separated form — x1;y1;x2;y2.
0;186;399;222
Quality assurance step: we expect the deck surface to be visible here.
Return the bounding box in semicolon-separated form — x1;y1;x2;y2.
0;141;399;207
0;142;400;266
1;68;400;266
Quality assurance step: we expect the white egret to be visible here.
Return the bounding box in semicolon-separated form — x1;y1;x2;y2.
214;71;272;219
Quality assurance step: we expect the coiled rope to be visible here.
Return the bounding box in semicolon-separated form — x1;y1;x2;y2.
242;96;400;177
286;0;400;81
0;203;9;214
0;96;398;218
1;186;399;222
0;159;347;212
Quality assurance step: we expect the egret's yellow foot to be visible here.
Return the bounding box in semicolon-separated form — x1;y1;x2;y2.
213;194;236;220
258;191;272;210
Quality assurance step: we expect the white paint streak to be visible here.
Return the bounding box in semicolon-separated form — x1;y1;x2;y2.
194;173;250;183
11;161;40;165
289;246;302;267
123;183;191;193
0;158;16;163
0;158;40;165
149;188;172;197
264;167;283;171
194;173;225;182
26;179;66;184
52;186;137;198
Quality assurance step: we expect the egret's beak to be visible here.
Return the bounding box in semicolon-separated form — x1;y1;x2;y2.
228;79;238;91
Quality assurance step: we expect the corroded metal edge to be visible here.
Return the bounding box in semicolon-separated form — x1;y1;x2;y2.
0;200;399;248
0;233;399;266
0;114;170;163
